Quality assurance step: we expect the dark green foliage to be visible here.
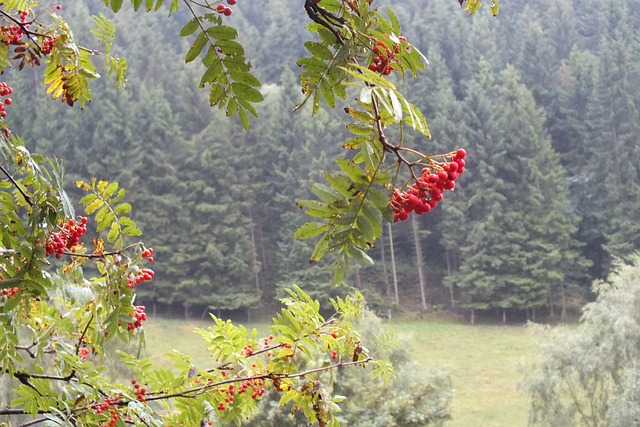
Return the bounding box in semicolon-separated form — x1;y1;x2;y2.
6;0;640;318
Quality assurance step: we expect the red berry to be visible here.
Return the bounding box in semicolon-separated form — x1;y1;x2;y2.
228;0;236;4
455;148;467;159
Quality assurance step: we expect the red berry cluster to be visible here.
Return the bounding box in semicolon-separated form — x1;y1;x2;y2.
41;36;57;55
127;268;154;288
131;378;147;402
141;247;154;262
45;217;88;258
368;35;407;75
242;344;254;355
236;377;265;399
92;395;121;427
0;82;13;118
127;306;147;330
216;0;235;16
329;331;338;359
391;148;467;222
1;14;26;45
79;347;89;359
1;286;18;298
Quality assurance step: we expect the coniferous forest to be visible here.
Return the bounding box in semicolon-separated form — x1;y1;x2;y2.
11;0;640;320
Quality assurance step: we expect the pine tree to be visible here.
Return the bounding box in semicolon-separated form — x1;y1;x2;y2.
452;64;587;319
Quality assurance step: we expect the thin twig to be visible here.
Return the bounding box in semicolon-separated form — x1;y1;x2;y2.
0;163;32;205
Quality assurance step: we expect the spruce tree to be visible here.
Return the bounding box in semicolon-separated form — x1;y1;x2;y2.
453;64;587;318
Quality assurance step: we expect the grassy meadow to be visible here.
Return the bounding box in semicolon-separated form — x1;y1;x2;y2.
143;316;538;427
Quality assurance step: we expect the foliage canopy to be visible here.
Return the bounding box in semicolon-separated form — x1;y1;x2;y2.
0;0;500;425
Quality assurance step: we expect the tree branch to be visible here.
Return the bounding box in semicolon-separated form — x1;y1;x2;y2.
0;163;32;205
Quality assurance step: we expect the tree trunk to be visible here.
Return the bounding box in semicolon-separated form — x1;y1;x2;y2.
560;281;567;322
412;216;428;311
380;230;391;303
249;207;261;293
387;223;400;307
502;308;506;324
445;249;455;306
470;308;475;324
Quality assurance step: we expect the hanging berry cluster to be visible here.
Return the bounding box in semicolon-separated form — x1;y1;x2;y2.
127;268;154;288
91;395;122;427
1;10;27;45
131;378;147;402
45;217;88;258
368;35;407;75
0;82;14;118
126;306;147;330
1;286;18;298
216;0;236;16
78;347;90;359
41;36;57;55
391;148;467;222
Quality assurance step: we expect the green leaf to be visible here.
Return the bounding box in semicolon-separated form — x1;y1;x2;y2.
169;0;179;14
355;214;375;242
388;89;403;121
97;211;116;233
310;232;331;263
336;159;367;184
347;123;375;137
185;31;207;63
209;84;226;106
387;8;401;34
310;182;343;204
107;221;119;243
325;172;355;198
228;70;261;87
180;18;200;37
231;83;263;103
123;226;143;237
238;107;250;130
114;203;131;215
200;61;223;85
110;0;124;12
340;65;396;89
215;40;244;56
304;41;333;60
85;199;104;215
333;264;344;285
320;80;336;109
293;222;330;239
206;25;238;40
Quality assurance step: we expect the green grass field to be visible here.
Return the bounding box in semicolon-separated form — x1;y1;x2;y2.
143;316;538;427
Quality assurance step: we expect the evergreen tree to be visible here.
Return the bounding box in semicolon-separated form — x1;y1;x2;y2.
586;35;640;269
453;64;586;319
